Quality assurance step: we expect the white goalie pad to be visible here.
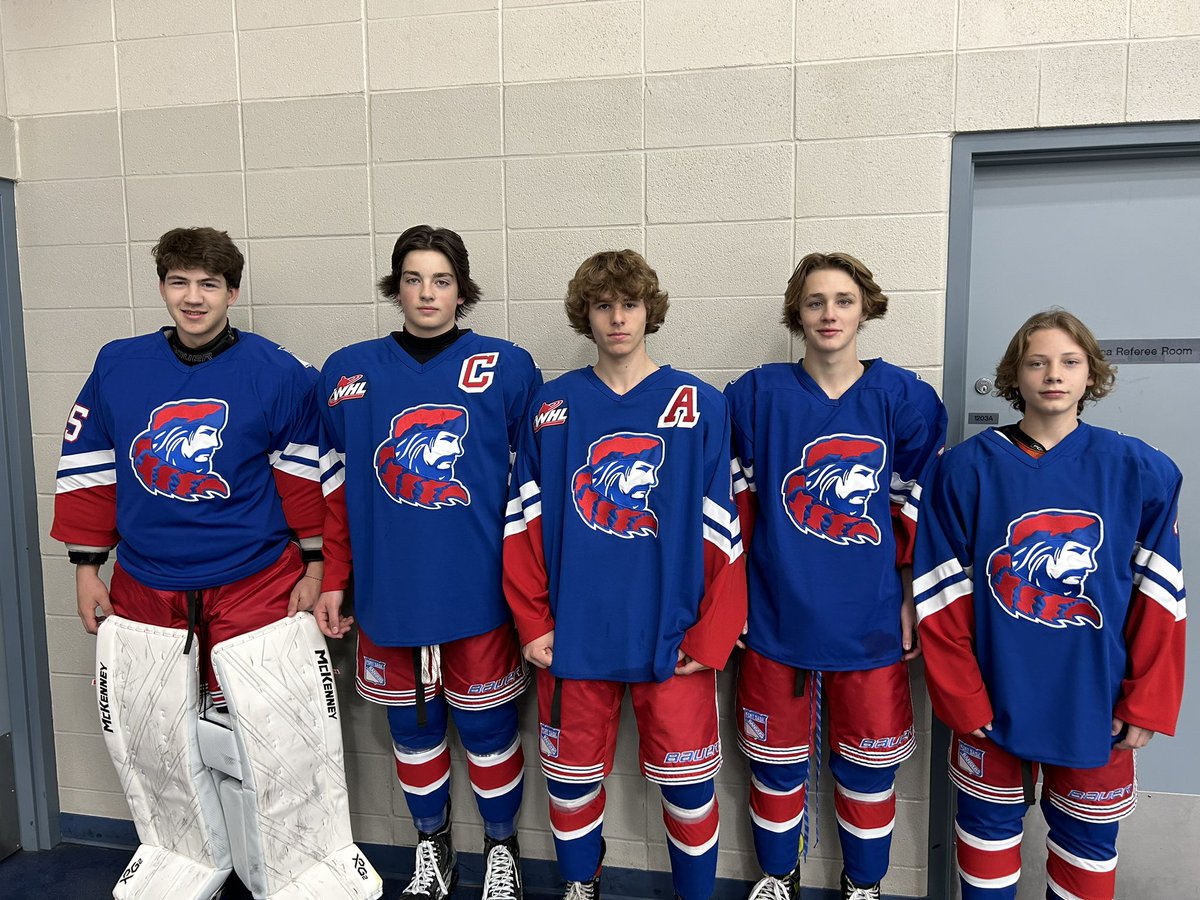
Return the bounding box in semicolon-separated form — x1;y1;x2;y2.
96;615;231;900
208;612;382;900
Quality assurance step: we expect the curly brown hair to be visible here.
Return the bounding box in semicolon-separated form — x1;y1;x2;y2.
153;227;244;288
565;250;669;340
994;308;1116;413
781;251;887;338
379;224;481;320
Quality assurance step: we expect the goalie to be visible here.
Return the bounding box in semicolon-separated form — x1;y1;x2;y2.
52;227;381;900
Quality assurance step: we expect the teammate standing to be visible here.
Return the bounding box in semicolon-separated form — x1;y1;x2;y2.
914;310;1185;900
316;225;541;900
503;250;747;900
52;227;378;899
724;252;947;900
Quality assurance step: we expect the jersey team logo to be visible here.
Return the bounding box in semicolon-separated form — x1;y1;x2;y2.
572;432;664;539
328;374;368;406
987;509;1104;629
130;399;231;501
781;433;885;545
533;400;568;432
375;404;471;509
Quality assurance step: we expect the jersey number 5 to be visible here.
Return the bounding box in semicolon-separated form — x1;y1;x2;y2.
64;404;90;442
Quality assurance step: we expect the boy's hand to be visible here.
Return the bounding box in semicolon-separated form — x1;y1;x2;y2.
1112;718;1154;750
675;649;708;676
901;594;922;660
524;632;554;669
314;589;354;638
76;564;113;635
288;561;324;616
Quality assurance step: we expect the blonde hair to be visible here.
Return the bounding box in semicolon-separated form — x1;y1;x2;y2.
994;308;1116;413
781;251;887;337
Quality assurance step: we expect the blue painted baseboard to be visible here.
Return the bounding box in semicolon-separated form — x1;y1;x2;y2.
59;813;871;899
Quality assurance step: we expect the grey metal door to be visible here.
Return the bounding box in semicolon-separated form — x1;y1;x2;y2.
961;154;1199;791
944;131;1200;897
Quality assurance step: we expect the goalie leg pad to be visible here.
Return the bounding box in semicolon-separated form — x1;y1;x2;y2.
209;611;382;900
96;615;231;900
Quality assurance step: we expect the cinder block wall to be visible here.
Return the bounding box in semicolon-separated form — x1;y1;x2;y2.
6;1;1199;895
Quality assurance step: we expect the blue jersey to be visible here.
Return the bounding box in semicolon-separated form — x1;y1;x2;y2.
319;332;541;647
725;360;946;671
503;366;747;683
914;424;1186;768
52;329;324;590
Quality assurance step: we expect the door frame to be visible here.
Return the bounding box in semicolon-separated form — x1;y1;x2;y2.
0;178;60;852
932;120;1200;900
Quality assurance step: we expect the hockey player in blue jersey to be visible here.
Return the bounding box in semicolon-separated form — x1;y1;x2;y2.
503;250;747;900
52;227;380;899
725;252;947;900
316;225;541;900
914;310;1185;900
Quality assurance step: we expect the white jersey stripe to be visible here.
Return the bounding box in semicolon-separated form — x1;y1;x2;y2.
1133;545;1185;591
56;470;117;493
57;449;116;471
1137;578;1186;620
915;579;973;622
321;467;345;496
279;441;319;462
913;557;965;596
318;448;345;474
270;454;321;481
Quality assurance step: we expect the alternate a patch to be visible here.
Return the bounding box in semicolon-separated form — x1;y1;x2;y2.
533;400;568;432
743;709;769;742
957;740;985;779
328;374;368;406
540;723;561;759
363;656;387;686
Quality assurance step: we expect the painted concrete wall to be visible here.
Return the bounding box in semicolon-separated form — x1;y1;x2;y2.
4;1;1199;895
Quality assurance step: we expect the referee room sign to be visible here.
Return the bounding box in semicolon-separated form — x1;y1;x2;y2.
1098;339;1199;363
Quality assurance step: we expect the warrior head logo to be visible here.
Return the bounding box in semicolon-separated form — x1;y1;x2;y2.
987;509;1104;629
130;399;231;501
781;433;886;545
375;404;470;508
573;432;665;539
